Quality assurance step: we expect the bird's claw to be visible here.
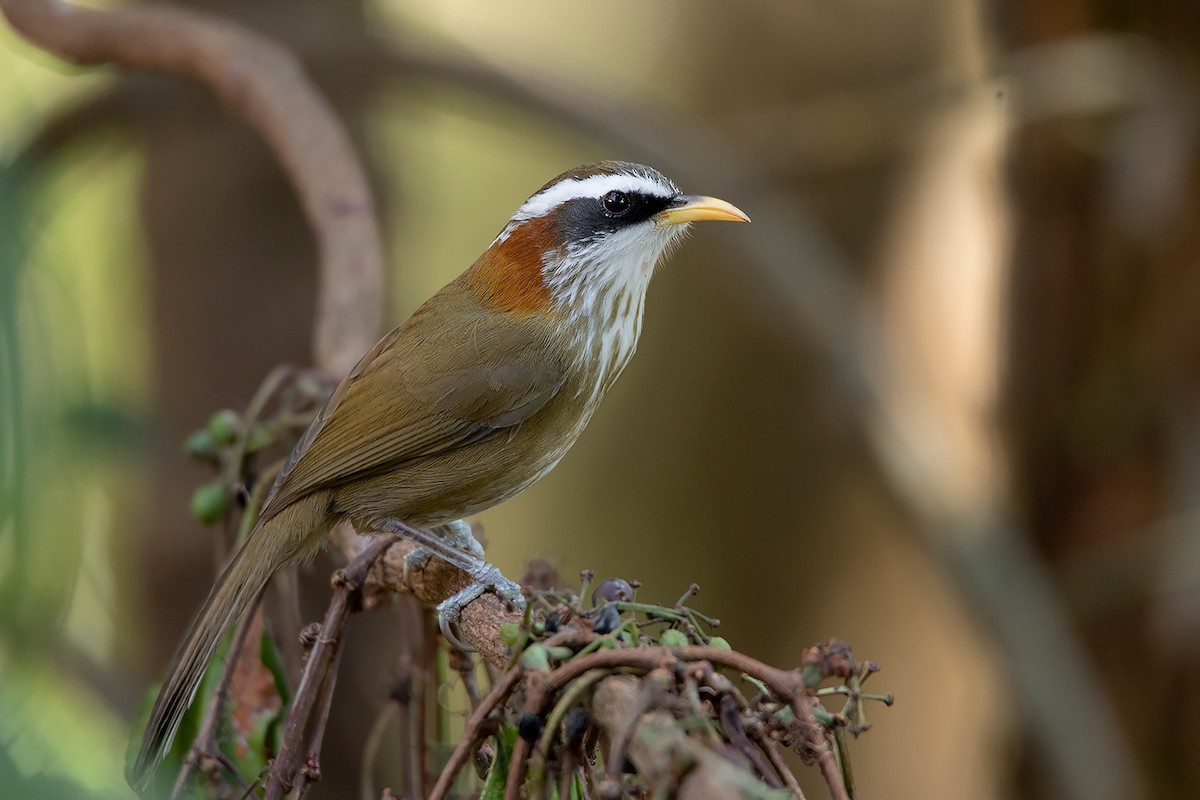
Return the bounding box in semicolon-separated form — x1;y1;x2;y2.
379;518;525;652
436;566;526;652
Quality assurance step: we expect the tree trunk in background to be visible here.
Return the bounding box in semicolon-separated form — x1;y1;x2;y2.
1004;1;1200;796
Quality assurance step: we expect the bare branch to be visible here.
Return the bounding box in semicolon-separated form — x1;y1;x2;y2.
263;534;399;800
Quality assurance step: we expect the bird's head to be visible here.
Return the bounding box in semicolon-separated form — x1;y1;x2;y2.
469;161;749;322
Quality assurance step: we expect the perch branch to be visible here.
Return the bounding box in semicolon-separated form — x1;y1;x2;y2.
331;524;524;668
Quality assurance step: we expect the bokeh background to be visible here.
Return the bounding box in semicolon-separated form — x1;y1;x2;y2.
4;0;1200;798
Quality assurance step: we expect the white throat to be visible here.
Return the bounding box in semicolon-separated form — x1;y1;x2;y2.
542;222;685;396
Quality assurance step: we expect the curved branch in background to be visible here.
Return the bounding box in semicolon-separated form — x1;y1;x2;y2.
0;0;535;666
0;0;384;375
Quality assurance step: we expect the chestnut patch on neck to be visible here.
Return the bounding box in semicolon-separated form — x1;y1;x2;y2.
468;217;555;314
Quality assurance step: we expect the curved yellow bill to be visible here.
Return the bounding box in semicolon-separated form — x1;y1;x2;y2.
655;194;750;226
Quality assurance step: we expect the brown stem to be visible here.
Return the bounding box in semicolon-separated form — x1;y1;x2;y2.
293;640;345;799
263;592;348;800
451;648;482;711
263;534;397;800
719;694;782;789
797;699;848;800
517;647;847;800
0;0;384;375
526;647;801;708
751;727;808;800
393;598;425;800
503;737;531;800
557;753;575;800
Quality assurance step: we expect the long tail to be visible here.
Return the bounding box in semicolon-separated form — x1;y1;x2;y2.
129;493;329;791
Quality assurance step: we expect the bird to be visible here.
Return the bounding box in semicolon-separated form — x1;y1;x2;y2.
130;160;748;789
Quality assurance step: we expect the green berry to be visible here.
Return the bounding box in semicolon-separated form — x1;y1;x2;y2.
802;662;824;690
191;482;228;524
183;429;219;461
660;629;689;648
520;643;550;671
244;424;274;453
206;409;241;444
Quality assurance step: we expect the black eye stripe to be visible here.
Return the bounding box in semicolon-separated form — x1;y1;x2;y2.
554;191;677;243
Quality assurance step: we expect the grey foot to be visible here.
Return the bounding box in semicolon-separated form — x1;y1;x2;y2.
436;562;525;650
381;517;525;651
438;519;486;559
401;519;486;584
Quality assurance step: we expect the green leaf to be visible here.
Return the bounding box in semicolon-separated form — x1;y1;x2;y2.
481;725;518;800
259;630;292;706
259;630;291;757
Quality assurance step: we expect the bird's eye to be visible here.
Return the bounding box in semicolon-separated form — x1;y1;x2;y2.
601;190;631;216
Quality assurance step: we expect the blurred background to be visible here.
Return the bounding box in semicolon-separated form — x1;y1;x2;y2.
3;0;1200;798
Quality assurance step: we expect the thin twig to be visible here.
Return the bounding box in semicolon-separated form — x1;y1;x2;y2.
421;604;438;796
796;698;849;800
451;647;482;711
393;598;425;800
503;737;531;800
751;728;808;800
557;754;575;800
221;364;297;513
832;725;856;800
528;668;611;799
719;694;782;789
294;640;346;799
358;702;396;800
263;534;398;800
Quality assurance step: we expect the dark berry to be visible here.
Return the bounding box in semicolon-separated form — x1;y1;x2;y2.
564;707;590;747
592;603;622;635
591;578;633;606
517;713;544;742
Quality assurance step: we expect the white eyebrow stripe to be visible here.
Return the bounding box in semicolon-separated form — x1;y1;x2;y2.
513;173;676;221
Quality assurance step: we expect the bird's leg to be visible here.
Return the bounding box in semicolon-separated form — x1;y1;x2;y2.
379;518;525;650
436;519;487;559
398;519;484;581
